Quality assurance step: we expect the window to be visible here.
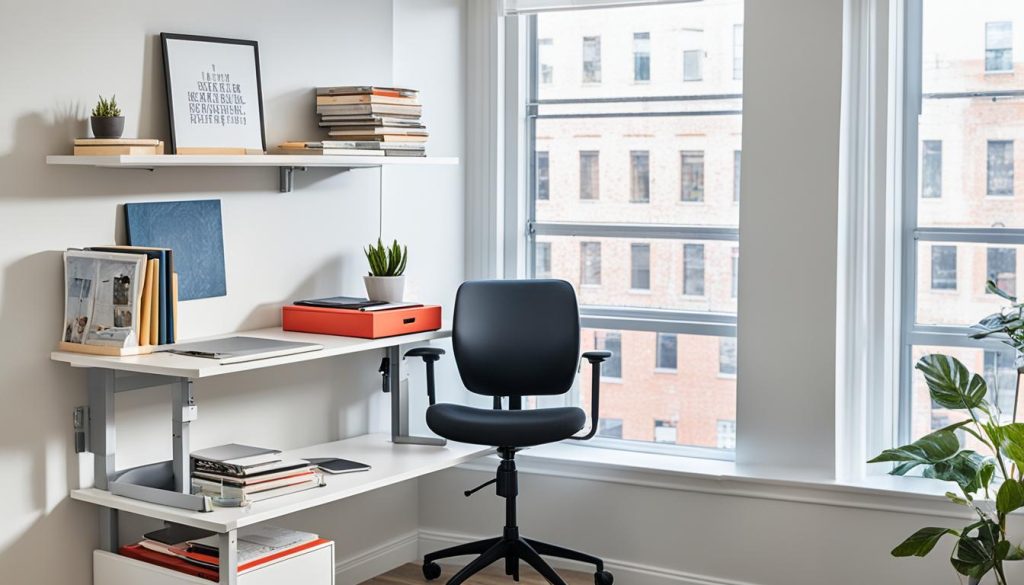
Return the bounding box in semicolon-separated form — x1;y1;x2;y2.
653;420;677;443
716;420;736;449
683;49;702;81
599;331;622;379
597;418;623;439
986;21;1013;73
733;150;741;203
680;151;705;202
656;333;677;370
580;242;601;285
536;151;550;200
988;248;1017;297
731;247;739;299
538;38;554;84
527;2;742;456
921;140;942;198
732;24;743;81
984;350;1019;416
630;150;650;203
987;140;1014;196
683;243;705;296
633;32;650;82
580;151;600;200
536;242;552;279
719;337;737;376
630;243;650;290
582;36;602;82
930;245;956;290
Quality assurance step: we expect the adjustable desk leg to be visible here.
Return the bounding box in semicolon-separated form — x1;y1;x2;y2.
88;369;119;551
387;345;446;446
219;530;238;585
171;378;195;493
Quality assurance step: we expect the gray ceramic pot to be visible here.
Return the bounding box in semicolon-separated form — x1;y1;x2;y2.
90;116;125;139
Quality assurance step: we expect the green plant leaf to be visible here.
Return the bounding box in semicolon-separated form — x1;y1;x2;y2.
1000;423;1024;470
987;279;1018;303
997;479;1024;515
915;355;987;410
951;536;996;579
868;426;963;466
945;491;970;506
923;450;995;493
891;527;960;557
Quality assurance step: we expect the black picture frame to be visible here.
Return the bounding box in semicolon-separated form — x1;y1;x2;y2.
160;33;267;154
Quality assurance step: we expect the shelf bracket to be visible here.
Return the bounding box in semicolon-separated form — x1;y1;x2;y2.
279;166;306;192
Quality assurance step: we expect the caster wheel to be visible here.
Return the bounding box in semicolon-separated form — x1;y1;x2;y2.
595;570;614;585
422;561;442;581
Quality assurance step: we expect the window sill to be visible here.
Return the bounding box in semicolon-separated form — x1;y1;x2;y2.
653;367;677;374
457;442;976;519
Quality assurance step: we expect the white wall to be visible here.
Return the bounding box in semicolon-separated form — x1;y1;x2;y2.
0;1;465;584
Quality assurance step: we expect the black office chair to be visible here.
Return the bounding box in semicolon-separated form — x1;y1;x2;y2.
405;279;613;585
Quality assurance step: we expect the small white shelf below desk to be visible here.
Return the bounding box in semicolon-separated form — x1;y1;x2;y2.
72;433;491;533
45;154;460;192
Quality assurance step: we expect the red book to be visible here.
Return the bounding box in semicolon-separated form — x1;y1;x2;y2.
120;544;218;582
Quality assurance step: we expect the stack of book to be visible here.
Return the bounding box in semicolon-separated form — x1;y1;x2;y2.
73;138;164;155
120;524;330;582
282;86;427;157
190;444;323;503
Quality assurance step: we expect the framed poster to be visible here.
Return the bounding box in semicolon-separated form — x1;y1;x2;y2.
161;33;266;154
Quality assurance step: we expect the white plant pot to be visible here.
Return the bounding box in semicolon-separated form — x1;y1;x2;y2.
364;275;406;302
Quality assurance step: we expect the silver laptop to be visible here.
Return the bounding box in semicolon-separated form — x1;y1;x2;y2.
159;336;324;365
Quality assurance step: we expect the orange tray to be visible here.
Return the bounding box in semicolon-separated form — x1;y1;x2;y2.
282;304;442;339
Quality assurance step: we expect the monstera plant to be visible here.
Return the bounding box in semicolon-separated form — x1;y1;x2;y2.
869;281;1024;585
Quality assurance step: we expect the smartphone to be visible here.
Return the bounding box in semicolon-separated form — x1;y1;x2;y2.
306;457;371;475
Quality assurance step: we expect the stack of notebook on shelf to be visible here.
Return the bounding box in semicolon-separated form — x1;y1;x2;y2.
73;138;164;156
119;524;330;582
191;443;323;503
278;86;427;157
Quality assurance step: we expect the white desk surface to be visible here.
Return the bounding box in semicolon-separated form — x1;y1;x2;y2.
50;327;452;379
71;433;492;533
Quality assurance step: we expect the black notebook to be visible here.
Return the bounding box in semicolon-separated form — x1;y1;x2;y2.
294;296;387;310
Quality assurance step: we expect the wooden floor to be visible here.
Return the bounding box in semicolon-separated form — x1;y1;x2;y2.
361;562;592;584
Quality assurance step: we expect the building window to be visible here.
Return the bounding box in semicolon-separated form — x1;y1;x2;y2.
582;36;602;83
580;241;601;285
921;140;942;198
683;49;703;81
984;350;1019;415
987;140;1014;196
719;337;737;376
656;333;677;370
535;242;552;279
580;151;600;200
599;331;622;379
683;243;705;296
988;247;1017;297
731;247;739;299
536;151;550;201
653;420;677;443
716;420;736;449
930;245;956;290
538;38;554;84
733;150;741;203
732;24;744;81
631;243;651;290
597;418;623;439
680;150;705;202
630;150;650;203
986;21;1013;73
633;32;651;82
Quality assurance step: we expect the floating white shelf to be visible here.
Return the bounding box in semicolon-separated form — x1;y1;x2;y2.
45;154;460;192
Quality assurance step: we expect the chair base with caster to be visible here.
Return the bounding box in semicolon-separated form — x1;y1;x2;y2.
421;448;613;585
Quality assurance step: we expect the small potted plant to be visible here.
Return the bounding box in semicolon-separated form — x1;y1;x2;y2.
363;238;408;302
91;94;124;139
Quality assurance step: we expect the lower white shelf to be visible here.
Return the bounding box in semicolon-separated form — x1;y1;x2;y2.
94;541;335;585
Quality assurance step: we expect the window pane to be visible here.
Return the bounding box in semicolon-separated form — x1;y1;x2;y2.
654;420;677;443
916;242;1022;325
581;329;737;450
683;243;705;296
732;24;744;81
716;419;736;449
633;32;651;82
539;37;554;84
680;151;705;202
719;337;737;376
733;150;741;203
597;330;622;378
656;332;677;370
630;243;651;290
683;49;703;81
730;246;739;298
580;241;602;285
988;140;1014;196
597;418;624;439
630;150;650;203
536;151;550;200
921;140;942;198
986;21;1013;72
536;242;552;279
583;36;602;83
579;151;600;200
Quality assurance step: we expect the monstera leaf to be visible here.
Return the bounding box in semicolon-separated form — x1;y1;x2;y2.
916;355;988;410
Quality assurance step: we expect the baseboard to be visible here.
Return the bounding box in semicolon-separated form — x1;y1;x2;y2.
418;529;764;585
335;530;420;585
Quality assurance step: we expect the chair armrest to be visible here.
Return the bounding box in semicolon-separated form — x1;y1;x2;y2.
404;347;446;405
570;350;613;441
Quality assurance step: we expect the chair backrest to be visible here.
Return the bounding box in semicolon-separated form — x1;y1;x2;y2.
452;279;581;397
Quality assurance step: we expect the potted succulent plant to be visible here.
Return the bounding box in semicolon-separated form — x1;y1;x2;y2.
91;94;124;139
869;280;1024;585
363;238;408;302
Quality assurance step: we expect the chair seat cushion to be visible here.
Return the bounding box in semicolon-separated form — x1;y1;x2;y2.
426;404;587;448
